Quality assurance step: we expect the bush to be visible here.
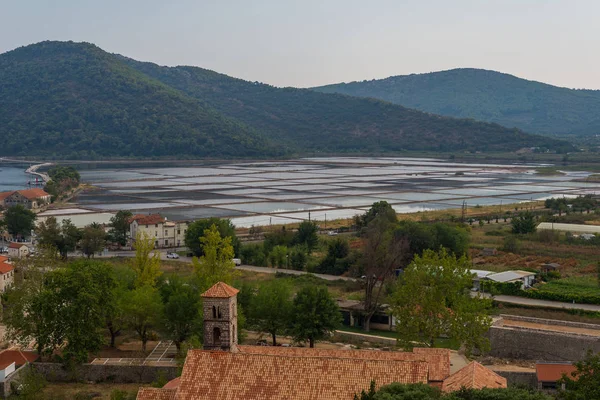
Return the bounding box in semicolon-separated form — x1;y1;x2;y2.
537;229;560;243
501;235;521;253
111;390;137;400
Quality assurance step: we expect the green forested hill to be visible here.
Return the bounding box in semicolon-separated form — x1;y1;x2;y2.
0;42;573;158
0;41;277;158
124;59;571;153
313;68;600;137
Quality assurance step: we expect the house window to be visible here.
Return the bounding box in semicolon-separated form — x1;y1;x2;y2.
155;241;159;247
165;239;169;246
212;306;217;319
145;225;148;228
155;224;158;228
165;230;168;236
217;307;222;319
177;240;180;246
155;231;158;237
177;229;181;235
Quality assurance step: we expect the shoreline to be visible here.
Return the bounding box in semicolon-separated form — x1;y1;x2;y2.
25;162;53;184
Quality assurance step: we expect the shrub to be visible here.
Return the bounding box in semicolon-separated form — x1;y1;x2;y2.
501;235;521;253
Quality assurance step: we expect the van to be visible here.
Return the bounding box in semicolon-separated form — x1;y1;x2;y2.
232;258;242;266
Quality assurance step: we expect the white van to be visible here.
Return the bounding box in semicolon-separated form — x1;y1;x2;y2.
232;258;242;266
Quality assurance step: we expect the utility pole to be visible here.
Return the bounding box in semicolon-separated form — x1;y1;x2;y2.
308;211;311;222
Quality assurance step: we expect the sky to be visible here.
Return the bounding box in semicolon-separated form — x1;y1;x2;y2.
2;0;599;89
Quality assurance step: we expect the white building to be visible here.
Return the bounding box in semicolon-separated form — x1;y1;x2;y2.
7;243;29;259
485;270;536;289
0;257;14;292
130;214;188;248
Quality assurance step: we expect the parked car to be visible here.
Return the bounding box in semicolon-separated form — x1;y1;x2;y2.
327;230;338;236
0;247;7;254
166;252;180;259
232;258;242;266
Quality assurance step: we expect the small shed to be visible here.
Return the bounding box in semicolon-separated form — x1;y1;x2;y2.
485;270;536;289
469;270;494;291
540;263;560;273
0;362;15;382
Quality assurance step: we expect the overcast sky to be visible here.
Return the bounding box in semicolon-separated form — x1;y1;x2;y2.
2;0;599;89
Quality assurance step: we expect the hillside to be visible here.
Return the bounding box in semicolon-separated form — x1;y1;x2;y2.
0;42;573;158
313;68;600;137
124;60;571;153
0;41;278;158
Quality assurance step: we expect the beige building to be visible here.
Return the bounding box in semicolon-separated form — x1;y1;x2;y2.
7;243;29;259
1;189;51;210
0;257;15;292
129;214;188;248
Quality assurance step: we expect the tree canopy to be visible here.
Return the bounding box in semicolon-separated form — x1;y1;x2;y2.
3;205;36;238
390;249;492;355
290;286;341;348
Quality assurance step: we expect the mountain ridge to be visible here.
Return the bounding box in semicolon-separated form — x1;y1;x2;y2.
313;68;600;137
0;41;574;158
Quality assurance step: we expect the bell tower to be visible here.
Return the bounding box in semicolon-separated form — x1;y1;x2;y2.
201;282;239;352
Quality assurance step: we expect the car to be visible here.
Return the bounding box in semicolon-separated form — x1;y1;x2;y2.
166;252;180;259
327;230;338;236
0;247;7;254
232;258;242;266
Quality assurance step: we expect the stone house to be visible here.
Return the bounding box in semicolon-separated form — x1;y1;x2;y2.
0;257;15;292
129;214;188;249
7;243;28;259
136;282;507;400
2;189;51;210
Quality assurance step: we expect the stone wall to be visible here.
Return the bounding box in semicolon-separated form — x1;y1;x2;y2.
31;363;178;384
203;296;237;351
500;314;600;331
494;370;537;389
489;316;600;361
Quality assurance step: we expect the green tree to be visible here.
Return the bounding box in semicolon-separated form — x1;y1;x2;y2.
192;224;237;292
268;245;288;268
355;201;397;230
108;210;133;246
80;223;106;258
122;285;163;352
130;232;162;287
511;212;537;234
289;248;307;271
362;214;408;331
558;351;600;400
317;238;350;275
293;221;319;253
36;217;81;259
105;265;135;348
3;205;36;238
249;280;293;346
4;259;115;363
52;260;116;364
185;218;239;257
290;286;341;348
159;276;201;352
391;249;492;355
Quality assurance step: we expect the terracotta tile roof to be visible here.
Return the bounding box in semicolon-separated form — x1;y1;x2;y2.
0;350;39;367
136;388;176;400
442;361;507;392
129;214;147;223
0;262;14;274
173;350;428;400
201;282;240;298
133;214;165;226
0;191;14;201
536;363;578;382
16;188;50;200
0;256;7;263
8;242;26;249
162;377;180;390
237;345;450;381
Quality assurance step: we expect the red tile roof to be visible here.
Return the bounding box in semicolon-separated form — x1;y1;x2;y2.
0;191;14;201
136;388;176;400
17;188;50;200
132;214;165;226
162;377;180;390
0;262;14;274
8;243;26;249
0;350;39;367
0;256;7;263
237;345;450;381
201;282;239;298
442;361;507;392
536;363;578;382
173;350;428;400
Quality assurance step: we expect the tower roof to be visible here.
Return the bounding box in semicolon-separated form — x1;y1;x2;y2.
201;282;239;298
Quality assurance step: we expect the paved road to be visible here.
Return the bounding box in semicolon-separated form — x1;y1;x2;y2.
83;250;356;282
236;264;356;281
493;295;600;312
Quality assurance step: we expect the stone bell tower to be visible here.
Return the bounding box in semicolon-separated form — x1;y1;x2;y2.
201;282;239;352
